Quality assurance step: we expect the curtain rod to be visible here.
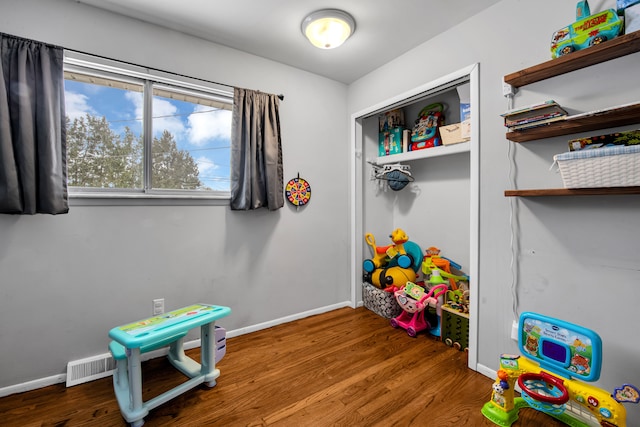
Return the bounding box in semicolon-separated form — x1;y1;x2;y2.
66;45;284;100
1;32;285;100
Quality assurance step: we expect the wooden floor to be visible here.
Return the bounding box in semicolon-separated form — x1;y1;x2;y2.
0;307;564;426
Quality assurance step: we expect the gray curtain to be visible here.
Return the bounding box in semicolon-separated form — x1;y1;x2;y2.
230;88;284;211
0;33;68;215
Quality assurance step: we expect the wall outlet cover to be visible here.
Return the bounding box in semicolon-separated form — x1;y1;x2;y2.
511;320;519;341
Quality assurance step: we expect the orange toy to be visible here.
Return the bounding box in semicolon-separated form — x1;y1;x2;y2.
422;247;458;290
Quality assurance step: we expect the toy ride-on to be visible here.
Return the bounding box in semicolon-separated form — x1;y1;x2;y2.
390;282;448;337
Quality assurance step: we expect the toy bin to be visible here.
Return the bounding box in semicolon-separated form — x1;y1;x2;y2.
553;145;640;188
440;305;469;352
362;282;402;318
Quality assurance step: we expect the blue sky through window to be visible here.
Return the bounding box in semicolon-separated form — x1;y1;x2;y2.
64;80;231;191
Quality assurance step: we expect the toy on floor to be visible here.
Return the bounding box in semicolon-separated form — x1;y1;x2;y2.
363;229;422;290
482;312;640;427
422;246;469;291
423;269;450;337
390;281;448;337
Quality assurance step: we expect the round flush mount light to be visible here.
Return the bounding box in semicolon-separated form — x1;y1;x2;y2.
301;9;356;49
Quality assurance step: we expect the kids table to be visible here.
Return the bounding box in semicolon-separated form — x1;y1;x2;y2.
108;303;231;427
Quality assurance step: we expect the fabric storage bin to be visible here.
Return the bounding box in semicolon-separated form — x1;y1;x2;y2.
362;282;402;318
553;145;640;188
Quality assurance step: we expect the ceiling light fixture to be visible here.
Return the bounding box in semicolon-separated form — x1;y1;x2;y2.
301;9;356;49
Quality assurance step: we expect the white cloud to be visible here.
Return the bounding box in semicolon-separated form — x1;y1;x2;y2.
187;106;231;146
196;155;219;175
125;92;186;137
64;91;96;120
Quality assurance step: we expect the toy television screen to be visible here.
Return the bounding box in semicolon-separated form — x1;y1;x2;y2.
518;312;602;382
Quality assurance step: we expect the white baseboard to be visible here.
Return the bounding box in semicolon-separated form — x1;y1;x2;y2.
225;300;352;338
0;301;353;398
476;363;497;380
0;374;66;398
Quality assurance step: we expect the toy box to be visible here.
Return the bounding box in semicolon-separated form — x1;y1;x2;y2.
440;305;469;352
378;127;403;156
568;129;640;151
440;123;469;146
362;282;402;318
554;145;640;188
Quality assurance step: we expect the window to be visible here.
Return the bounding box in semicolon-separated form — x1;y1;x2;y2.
63;54;232;198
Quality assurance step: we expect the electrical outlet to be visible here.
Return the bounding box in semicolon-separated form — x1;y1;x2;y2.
153;298;164;315
502;80;518;97
511;320;519;341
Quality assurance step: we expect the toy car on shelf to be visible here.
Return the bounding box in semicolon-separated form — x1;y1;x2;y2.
551;4;622;58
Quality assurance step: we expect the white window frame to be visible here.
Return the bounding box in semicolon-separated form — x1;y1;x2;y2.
64;52;233;206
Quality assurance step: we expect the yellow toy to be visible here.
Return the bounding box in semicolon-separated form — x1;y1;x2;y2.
482;312;639;427
364;229;411;271
363;229;422;290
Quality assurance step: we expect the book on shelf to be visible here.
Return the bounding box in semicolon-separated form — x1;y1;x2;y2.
505;111;566;127
508;115;567;131
501;100;566;117
502;100;568;128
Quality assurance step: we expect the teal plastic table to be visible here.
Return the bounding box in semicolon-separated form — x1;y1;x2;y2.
108;304;231;427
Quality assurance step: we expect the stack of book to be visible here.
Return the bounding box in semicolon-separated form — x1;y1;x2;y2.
502;100;568;131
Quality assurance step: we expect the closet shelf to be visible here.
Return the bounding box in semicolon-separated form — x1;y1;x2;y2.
373;141;470;165
504;31;640;88
505;103;640;142
504;187;640;197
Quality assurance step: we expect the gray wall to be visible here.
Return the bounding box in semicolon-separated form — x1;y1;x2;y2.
0;0;351;388
2;0;639;424
349;0;640;424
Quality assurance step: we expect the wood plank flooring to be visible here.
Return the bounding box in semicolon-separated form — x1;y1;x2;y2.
0;307;563;426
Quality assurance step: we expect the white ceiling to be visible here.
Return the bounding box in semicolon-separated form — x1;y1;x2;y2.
77;0;501;84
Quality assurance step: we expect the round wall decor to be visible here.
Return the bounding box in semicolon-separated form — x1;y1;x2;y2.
285;175;311;207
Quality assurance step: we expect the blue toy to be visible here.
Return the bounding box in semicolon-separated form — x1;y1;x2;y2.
482;312;639;426
363;229;422;290
551;1;623;58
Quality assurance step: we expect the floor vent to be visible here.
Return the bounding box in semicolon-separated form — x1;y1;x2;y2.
66;353;116;387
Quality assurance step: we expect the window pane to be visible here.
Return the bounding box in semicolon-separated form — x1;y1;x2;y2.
151;88;232;191
65;73;144;189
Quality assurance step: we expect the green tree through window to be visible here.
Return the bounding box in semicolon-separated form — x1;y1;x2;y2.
152;129;203;190
64;63;232;194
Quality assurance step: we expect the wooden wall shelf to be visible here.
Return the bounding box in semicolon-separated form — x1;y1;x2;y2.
505;187;640;197
503;31;640;197
504;31;640;88
506;103;640;142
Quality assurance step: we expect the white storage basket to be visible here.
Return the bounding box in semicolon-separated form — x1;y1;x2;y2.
553;145;640;188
